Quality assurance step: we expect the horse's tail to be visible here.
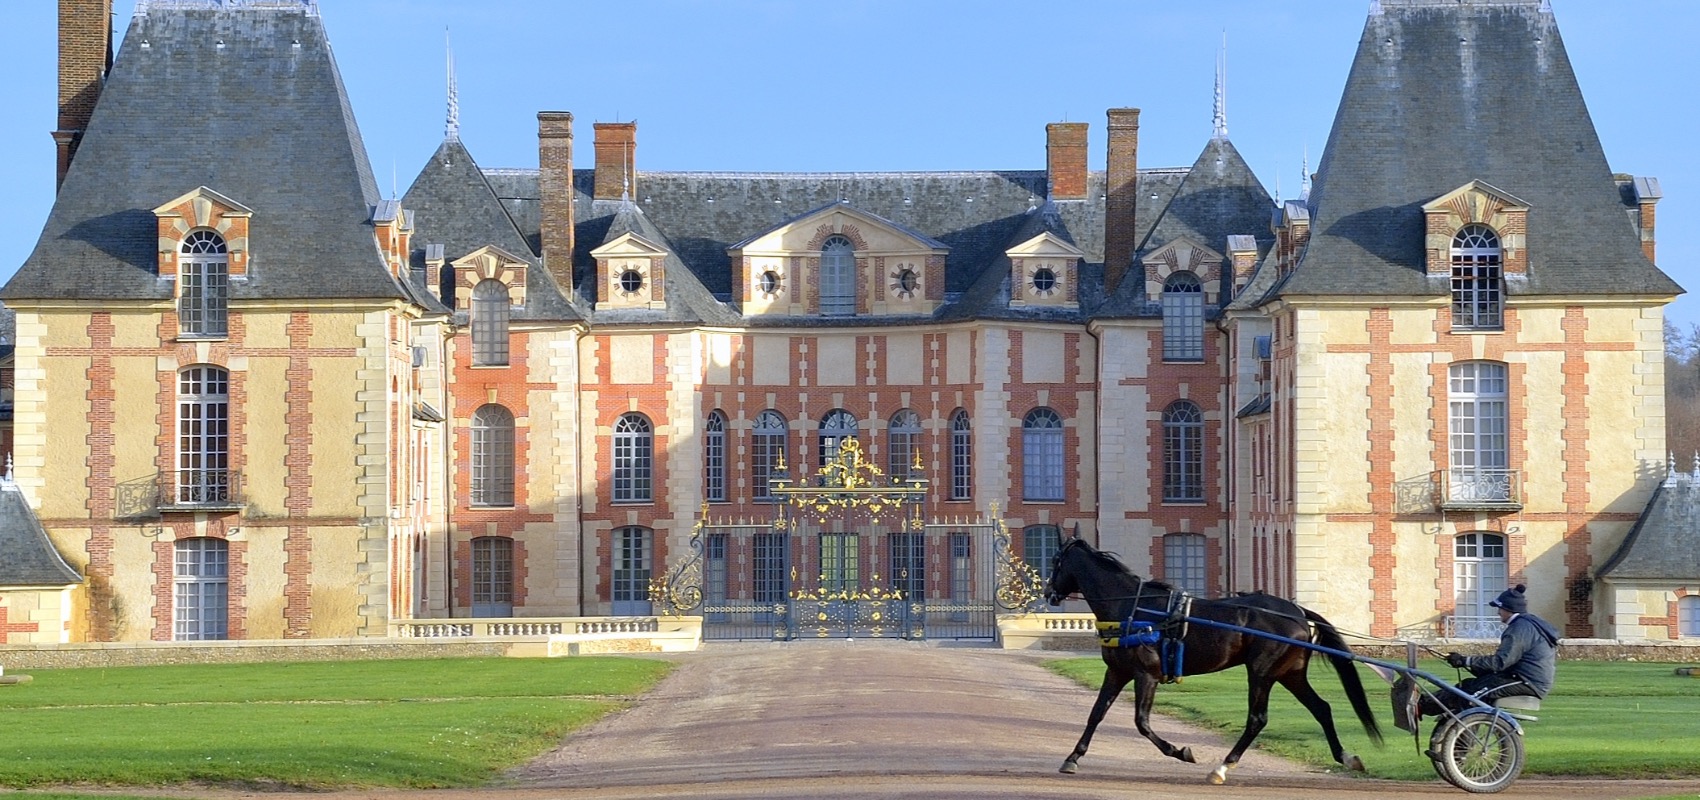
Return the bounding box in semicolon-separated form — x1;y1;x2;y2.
1302;607;1384;746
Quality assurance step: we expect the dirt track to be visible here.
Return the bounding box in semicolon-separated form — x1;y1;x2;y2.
42;641;1700;800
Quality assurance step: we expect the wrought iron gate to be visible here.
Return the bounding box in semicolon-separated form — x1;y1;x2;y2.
649;440;1045;641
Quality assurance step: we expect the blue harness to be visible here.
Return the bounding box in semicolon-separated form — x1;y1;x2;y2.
1094;588;1192;683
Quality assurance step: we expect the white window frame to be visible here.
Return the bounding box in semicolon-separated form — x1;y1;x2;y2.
1022;408;1064;502
1162;271;1204;361
471;279;510;366
1452;532;1508;639
174;537;228;640
179;230;229;338
611;526;653;615
704;411;727;502
819;408;859;466
1163;401;1205;502
751;410;788;501
888;409;921;481
950;409;972;501
613;413;654;503
1451;224;1504;330
1448;362;1511;502
820;235;856;316
471;536;514;617
1163;532;1207;594
1680;595;1700;638
471;404;515;507
177;366;231;505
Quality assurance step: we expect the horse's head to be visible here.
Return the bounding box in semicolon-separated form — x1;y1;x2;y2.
1044;534;1084;606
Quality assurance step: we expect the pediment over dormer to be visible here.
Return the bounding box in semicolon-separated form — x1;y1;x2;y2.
153;186;255;279
730;203;949;257
592;232;670;311
730;203;947;317
1141;236;1226;306
1422;180;1531;276
450;244;530;311
1422;180;1531;218
1007;232;1085;309
590;231;670;259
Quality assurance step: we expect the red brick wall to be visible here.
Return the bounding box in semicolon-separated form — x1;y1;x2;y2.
1046;122;1088;201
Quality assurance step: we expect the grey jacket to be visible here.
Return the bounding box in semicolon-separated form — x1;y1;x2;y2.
1465;612;1560;697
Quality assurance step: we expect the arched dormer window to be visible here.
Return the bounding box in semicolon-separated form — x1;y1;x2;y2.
820;235;856;317
1162;271;1203;361
471;279;510;366
1451;224;1503;330
179;230;229;338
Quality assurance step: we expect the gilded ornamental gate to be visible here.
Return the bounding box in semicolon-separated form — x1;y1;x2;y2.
650;439;1044;640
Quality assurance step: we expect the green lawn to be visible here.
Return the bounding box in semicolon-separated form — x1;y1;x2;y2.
0;657;671;789
1047;657;1700;781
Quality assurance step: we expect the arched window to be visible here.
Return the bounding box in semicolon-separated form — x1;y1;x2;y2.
819;408;859;466
471;404;515;507
1163;532;1207;594
888;409;922;481
471;279;510;366
470;536;514;617
751;410;788;501
1162;271;1204;361
704;411;727;502
1451;225;1503;330
1452;532;1508;639
820;235;856;316
1448;362;1510;503
613;413;654;503
950;409;972;501
1162;400;1205;502
177;366;230;504
179;230;228;337
611;526;653;615
174;537;228;640
1023;524;1061;582
1022;408;1064;502
1680;595;1700;638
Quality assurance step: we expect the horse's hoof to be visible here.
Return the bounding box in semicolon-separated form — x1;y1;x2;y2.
1208;765;1230;784
1059;761;1078;775
1178;746;1197;764
1343;752;1365;772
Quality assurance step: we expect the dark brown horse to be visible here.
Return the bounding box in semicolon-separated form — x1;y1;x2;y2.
1045;535;1382;784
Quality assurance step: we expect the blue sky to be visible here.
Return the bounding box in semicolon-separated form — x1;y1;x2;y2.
3;1;1695;328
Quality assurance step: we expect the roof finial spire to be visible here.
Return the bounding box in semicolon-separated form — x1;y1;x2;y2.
445;28;460;141
1213;31;1228;139
1299;145;1311;202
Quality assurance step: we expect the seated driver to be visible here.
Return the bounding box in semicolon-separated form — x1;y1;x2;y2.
1393;584;1559;731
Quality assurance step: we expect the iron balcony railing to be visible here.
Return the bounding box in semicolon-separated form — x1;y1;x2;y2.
117;470;245;517
1438;468;1522;510
1444;614;1507;640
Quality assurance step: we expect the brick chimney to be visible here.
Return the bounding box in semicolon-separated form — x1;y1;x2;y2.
55;0;113;191
1104;108;1141;294
593;122;637;201
1633;176;1661;263
538;111;576;294
1046;122;1088;202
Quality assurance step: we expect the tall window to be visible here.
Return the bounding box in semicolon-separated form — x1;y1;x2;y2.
820;235;856;316
753;532;789;603
471;404;515;507
705;534;728;622
1162;271;1204;361
177;366;230;504
949;532;972;606
1448;362;1510;502
819;532;860;593
179;230;228;338
1163;533;1207;594
1453;532;1508;639
950;409;972;501
174;537;228;640
889;531;925;601
1680;595;1700;638
1022;407;1064;502
613;413;653;503
751;410;788;501
819;408;859;466
1451;225;1503;330
1023;524;1061;582
704;411;727;502
888;409;921;482
471;279;510;366
471;536;514;617
611;526;652;615
1163;400;1205;502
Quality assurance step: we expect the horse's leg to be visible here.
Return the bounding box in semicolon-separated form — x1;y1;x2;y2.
1279;671;1362;772
1210;674;1275;784
1130;669;1197;764
1059;666;1130;774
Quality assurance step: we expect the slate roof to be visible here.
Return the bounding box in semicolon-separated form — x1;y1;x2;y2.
0;484;81;588
3;5;406;303
1282;0;1682;298
1597;472;1700;583
580;201;740;326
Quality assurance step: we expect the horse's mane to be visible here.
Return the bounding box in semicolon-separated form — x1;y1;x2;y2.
1073;540;1176;595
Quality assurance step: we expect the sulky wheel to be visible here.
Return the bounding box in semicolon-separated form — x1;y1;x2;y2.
1428;711;1525;793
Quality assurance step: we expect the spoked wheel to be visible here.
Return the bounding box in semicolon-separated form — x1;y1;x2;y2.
1428;711;1525;793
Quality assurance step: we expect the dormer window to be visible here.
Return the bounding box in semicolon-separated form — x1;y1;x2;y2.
1032;267;1058;295
618;268;645;295
1451;224;1503;331
179;230;228;338
1162;271;1204;361
759;270;782;297
471;279;510;366
820;235;856;316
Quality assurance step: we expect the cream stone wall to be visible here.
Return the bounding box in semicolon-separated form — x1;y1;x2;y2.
112;529;159;641
946;330;973;385
244;356;291;516
816;336;856;386
1389;351;1438;486
1294;518;1376;633
976;328;1013;509
544;332;582;614
752;334;790;386
307;356;361;517
0;588;74;645
1022;329;1064;384
308;527;363;637
610;335;653;384
243;525;288;638
1319;351;1373;514
42;354;92;520
113;355;160;489
886;333;923;386
705;332;735;386
1091;324;1152;556
1391;521;1439;628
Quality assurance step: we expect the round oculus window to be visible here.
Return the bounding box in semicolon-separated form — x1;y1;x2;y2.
759;270;781;295
619;269;645;294
897;268;919;293
1032;267;1058;294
